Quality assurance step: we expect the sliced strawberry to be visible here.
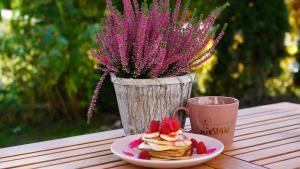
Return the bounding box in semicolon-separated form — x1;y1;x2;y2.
138;150;150;160
191;138;197;148
172;116;181;131
149;120;159;132
196;141;207;154
123;151;134;157
128;138;143;148
206;148;216;154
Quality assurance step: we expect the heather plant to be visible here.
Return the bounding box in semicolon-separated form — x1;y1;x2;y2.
87;0;228;121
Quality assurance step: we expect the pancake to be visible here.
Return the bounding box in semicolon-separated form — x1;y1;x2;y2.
149;149;192;160
142;134;191;147
149;145;192;157
138;142;190;151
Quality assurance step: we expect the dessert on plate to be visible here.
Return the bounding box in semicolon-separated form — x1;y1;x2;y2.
138;116;193;160
126;116;214;161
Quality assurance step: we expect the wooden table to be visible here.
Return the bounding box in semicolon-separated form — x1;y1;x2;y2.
1;102;300;169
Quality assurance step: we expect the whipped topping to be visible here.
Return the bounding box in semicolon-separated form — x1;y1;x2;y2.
160;132;178;141
177;129;183;134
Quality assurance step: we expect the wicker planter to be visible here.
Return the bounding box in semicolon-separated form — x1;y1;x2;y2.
111;73;195;135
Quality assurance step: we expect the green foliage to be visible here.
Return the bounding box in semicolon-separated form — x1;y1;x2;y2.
191;0;290;106
0;0;118;128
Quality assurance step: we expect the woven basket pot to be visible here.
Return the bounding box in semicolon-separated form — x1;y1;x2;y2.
111;73;195;135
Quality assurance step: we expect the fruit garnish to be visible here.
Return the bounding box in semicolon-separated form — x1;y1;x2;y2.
128;138;143;148
167;120;175;131
196;141;207;154
191;138;197;148
149;120;160;133
123;151;134;156
206;148;217;154
172;116;181;131
160;119;172;134
138;150;151;160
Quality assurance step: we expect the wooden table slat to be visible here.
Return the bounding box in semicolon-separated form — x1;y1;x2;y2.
39;154;120;169
236;102;300;116
237;108;296;120
254;151;300;166
205;154;266;169
236;109;300;126
0;129;124;159
84;160;127;169
236;114;300;130
235;117;300;136
235;141;300;162
225;135;300;156
225;128;300;151
264;156;300;169
234;124;300;141
0;144;112;168
0;138;119;163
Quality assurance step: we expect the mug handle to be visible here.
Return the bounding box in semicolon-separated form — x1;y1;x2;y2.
173;107;191;132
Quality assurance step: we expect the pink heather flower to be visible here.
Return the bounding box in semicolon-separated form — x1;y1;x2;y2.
91;50;101;62
135;14;148;73
116;31;129;72
151;46;166;78
95;0;227;77
87;0;228;120
189;31;225;69
87;70;109;123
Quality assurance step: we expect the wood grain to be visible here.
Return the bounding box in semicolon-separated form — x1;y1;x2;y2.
0;102;300;169
0;129;124;159
111;73;195;135
205;154;266;169
254;151;300;165
264;156;300;169
236;114;300;130
226;128;300;151
225;135;300;156
84;161;127;169
234;124;300;141
235;141;300;161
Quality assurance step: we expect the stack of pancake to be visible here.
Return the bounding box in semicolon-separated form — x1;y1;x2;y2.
138;133;192;160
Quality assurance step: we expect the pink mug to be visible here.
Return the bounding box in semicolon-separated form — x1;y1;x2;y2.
174;96;239;145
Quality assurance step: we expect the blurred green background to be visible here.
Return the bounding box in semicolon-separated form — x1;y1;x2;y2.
0;0;299;148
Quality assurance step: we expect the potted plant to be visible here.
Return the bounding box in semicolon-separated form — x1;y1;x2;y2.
87;0;228;135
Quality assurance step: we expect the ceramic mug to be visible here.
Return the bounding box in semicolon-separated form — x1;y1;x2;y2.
174;96;239;145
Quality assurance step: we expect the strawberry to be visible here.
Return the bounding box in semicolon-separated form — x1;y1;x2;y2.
149;120;159;132
167;120;174;131
191;138;197;148
196;141;207;154
138;150;150;160
172;116;181;131
160;117;172;134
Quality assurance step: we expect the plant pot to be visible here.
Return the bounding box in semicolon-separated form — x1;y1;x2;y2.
111;73;195;135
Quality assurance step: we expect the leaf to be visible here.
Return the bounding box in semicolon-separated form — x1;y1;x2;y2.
49;49;62;57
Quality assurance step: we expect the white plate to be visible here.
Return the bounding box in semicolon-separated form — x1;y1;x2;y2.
110;133;224;168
